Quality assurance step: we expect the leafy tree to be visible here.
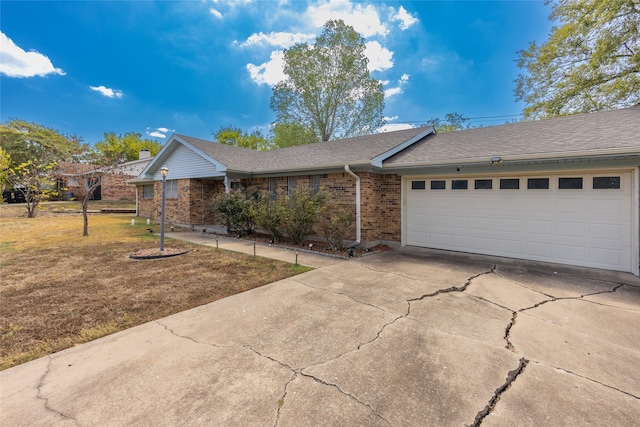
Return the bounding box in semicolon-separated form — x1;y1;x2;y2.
424;113;471;133
5;160;62;217
271;123;318;148
515;0;640;119
94;132;163;163
214;126;273;151
0;120;83;217
271;19;385;142
0;119;83;168
0;147;10;189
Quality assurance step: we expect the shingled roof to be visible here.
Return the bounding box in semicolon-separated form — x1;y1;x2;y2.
384;105;640;168
177;126;434;173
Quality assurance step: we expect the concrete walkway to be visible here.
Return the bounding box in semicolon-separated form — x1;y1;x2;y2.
1;246;639;426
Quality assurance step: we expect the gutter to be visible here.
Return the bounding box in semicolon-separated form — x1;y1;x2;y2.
344;165;361;245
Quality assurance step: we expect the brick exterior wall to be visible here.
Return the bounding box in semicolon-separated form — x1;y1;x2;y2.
101;174;136;201
136;172;403;246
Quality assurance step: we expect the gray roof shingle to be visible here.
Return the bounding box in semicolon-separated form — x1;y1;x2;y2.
384;106;640;166
177;126;432;173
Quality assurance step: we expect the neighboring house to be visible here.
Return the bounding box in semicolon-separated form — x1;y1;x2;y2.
65;150;153;201
132;107;640;275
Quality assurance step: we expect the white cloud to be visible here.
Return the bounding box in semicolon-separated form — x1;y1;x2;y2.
209;8;223;18
365;40;393;72
391;6;418;30
0;32;65;78
146;127;174;139
378;122;414;132
306;0;389;37
90;85;124;98
384;74;410;99
246;50;285;86
239;31;315;48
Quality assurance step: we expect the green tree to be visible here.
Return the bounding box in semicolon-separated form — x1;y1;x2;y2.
271;123;318;148
0;119;83;168
214;127;272;151
424;113;470;133
0;120;83;217
0;147;10;190
94;132;163;162
271;19;385;142
515;0;640;119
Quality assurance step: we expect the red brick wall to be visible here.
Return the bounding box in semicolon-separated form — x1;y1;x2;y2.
135;173;403;245
101;174;136;201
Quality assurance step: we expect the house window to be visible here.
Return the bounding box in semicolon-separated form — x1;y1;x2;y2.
559;177;583;189
230;181;241;191
452;180;468;190
500;178;520;189
593;176;621;189
430;180;446;190
474;179;492;190
288;176;297;197
143;184;153;199
411;180;426;190
527;178;549;190
268;177;278;199
310;175;321;194
166;180;178;199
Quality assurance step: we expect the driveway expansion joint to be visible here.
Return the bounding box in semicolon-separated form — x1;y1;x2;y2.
470;357;529;427
36;356;79;425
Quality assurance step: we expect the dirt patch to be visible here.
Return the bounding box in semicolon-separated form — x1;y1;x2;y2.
0;209;310;370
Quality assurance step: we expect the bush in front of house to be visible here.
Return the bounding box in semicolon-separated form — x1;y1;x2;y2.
211;187;353;249
251;193;287;243
315;201;354;251
280;187;328;246
211;189;260;235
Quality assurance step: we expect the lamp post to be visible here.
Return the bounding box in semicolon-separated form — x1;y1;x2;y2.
160;166;168;252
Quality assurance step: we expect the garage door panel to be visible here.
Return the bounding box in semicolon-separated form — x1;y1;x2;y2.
524;219;553;235
405;171;633;272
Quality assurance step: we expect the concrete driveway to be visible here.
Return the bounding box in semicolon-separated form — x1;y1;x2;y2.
2;247;639;426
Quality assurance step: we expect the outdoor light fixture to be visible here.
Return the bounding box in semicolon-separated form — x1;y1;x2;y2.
491;156;503;165
295;250;299;265
160;166;169;252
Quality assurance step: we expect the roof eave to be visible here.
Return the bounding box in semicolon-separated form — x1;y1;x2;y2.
370;126;436;167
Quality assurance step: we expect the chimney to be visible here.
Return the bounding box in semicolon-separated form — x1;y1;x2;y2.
139;149;151;160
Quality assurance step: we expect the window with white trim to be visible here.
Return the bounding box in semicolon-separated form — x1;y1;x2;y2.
143;184;153;199
166;180;178;199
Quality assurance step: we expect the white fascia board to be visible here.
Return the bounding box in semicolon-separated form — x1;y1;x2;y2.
138;134;228;179
370;127;436;168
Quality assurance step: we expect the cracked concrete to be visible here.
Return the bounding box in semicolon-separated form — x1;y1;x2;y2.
1;246;639;426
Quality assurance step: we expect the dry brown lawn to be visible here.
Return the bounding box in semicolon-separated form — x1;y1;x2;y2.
0;202;310;370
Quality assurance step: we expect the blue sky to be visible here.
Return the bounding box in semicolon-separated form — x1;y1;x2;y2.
1;0;552;145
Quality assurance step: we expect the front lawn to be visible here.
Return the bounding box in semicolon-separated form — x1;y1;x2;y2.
0;203;310;370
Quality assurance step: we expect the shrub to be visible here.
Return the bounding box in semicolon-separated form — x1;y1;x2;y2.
316;202;354;250
280;188;327;245
251;193;287;243
211;190;260;235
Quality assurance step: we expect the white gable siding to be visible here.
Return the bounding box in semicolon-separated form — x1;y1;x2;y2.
152;144;219;180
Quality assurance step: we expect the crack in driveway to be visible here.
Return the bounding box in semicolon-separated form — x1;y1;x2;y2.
36;356;79;426
470;357;529;427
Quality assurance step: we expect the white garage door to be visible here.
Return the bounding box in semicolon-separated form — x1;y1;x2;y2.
405;172;634;272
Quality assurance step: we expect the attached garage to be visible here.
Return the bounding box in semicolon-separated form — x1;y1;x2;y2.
404;170;635;272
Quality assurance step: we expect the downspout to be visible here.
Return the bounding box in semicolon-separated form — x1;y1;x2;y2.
344;165;361;245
